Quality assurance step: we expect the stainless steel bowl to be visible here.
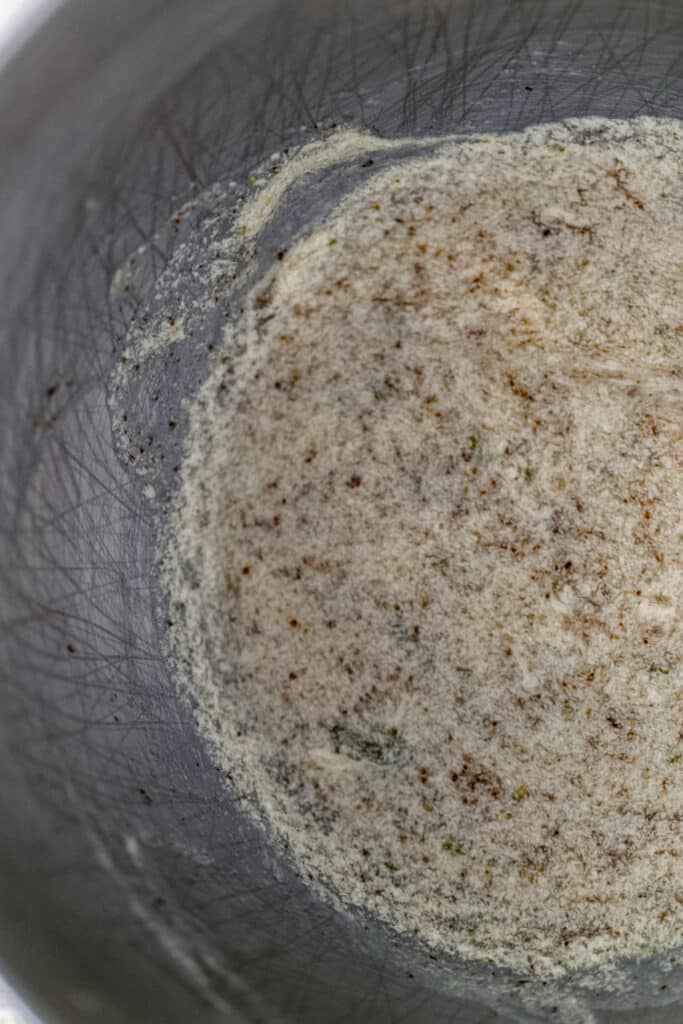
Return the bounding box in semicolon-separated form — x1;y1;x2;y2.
2;2;683;1021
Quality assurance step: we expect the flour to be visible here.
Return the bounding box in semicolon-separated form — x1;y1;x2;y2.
162;117;683;980
236;128;438;241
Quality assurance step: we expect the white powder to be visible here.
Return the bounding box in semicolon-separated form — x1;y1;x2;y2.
236;128;439;241
163;117;683;979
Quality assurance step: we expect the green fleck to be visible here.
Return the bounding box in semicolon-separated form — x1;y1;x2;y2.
563;698;574;713
329;238;337;246
469;435;478;451
394;603;402;613
524;467;534;482
649;664;670;675
513;782;529;802
456;666;473;674
330;721;407;766
249;175;257;184
668;754;682;764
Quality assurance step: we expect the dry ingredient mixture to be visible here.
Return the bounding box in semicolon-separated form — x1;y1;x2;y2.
164;118;683;977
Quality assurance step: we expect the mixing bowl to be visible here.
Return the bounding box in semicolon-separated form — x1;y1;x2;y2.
3;1;683;1021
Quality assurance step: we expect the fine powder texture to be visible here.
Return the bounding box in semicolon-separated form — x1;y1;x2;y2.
164;118;683;977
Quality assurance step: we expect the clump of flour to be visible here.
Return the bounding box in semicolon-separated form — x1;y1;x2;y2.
163;117;683;979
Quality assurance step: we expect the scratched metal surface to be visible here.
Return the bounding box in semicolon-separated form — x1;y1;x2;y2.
2;1;683;1022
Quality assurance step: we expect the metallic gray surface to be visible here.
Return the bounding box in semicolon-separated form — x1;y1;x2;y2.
2;1;683;1021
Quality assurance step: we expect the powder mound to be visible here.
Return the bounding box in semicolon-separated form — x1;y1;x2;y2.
164;117;683;976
